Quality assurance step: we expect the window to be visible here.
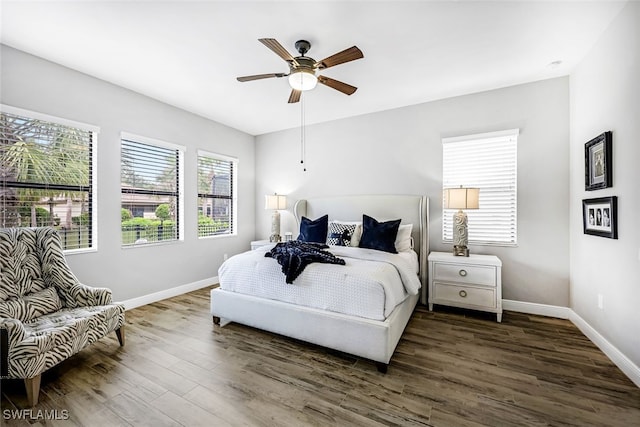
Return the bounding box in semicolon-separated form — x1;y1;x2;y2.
442;129;518;246
0;105;97;252
121;133;184;246
197;150;236;237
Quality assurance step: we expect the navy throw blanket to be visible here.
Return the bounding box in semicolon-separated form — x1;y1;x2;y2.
265;240;346;284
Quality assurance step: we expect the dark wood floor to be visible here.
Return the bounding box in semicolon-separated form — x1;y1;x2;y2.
2;286;639;426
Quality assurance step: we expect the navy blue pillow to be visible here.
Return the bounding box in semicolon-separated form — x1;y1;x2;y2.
297;215;329;243
358;214;401;253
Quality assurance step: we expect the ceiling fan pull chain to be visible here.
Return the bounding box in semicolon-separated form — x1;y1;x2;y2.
301;93;306;172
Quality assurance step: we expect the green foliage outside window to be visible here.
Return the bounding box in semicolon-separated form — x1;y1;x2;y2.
121;208;132;222
155;204;171;223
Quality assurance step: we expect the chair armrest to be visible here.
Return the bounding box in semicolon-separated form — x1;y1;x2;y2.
0;318;26;343
59;284;113;307
0;318;26;378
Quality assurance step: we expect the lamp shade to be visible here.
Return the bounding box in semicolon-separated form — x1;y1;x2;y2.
444;187;479;210
265;194;287;210
288;70;318;91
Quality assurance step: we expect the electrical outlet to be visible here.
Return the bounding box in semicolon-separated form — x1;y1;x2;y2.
598;294;604;310
223;253;228;261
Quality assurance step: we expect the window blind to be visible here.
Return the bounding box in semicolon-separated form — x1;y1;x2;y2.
0;108;95;251
121;137;181;246
442;129;518;245
197;150;236;237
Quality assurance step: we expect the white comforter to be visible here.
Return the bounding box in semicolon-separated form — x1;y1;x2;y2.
218;245;421;321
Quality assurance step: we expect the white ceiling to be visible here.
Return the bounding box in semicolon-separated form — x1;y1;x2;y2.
0;1;627;136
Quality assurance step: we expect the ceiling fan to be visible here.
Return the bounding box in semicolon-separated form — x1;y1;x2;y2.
237;38;364;103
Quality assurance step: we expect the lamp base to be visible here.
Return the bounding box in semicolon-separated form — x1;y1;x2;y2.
453;245;469;257
452;209;469;257
269;210;281;243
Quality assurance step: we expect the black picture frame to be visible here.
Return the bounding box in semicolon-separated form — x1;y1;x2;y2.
582;196;617;239
584;131;612;191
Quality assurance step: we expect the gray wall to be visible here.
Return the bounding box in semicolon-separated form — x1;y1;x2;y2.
256;77;570;306
569;3;640;366
0;45;256;301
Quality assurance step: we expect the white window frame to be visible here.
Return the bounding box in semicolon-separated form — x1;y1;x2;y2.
0;104;99;254
120;132;185;247
442;129;518;246
197;149;238;239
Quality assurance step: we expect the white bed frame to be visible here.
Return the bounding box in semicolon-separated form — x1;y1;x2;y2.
210;194;429;371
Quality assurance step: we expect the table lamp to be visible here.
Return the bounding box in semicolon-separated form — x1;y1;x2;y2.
444;187;479;256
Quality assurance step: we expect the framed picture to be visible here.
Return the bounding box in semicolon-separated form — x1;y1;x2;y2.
582;196;617;239
584;131;612;191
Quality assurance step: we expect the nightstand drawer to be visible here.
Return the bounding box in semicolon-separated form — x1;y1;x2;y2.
433;263;496;287
433;283;496;308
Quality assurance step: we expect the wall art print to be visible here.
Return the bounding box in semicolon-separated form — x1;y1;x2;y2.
582;196;617;239
585;131;612;191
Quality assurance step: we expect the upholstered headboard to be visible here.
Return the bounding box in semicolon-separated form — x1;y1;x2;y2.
293;195;429;303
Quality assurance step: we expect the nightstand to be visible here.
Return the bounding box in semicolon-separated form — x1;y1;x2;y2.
250;239;273;250
428;251;503;322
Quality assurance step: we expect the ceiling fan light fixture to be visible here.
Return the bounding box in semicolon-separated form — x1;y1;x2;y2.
237;38;362;102
288;69;317;91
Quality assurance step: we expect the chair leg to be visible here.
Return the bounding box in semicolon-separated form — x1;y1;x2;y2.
375;362;388;374
24;375;41;407
115;326;125;346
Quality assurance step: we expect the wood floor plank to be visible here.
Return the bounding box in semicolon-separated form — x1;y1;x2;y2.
54;389;132;427
182;385;271;427
150;390;232;427
89;355;168;401
339;391;432;426
156;341;223;372
300;397;390;427
105;351;198;397
2;286;639;427
103;390;181;427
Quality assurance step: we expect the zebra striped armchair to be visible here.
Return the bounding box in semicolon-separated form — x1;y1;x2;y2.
0;227;125;406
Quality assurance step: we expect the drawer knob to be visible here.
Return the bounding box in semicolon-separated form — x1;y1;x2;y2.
459;290;468;298
459;269;467;277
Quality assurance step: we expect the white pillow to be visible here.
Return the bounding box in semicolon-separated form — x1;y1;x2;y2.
395;224;413;252
332;221;363;247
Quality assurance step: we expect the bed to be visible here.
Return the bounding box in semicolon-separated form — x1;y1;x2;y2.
210;194;429;372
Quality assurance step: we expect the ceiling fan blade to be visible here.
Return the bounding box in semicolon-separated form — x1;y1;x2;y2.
288;89;301;104
236;73;286;82
317;76;357;95
259;38;298;65
315;46;363;69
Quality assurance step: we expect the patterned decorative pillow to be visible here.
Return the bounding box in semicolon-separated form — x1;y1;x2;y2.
0;286;63;323
326;222;357;246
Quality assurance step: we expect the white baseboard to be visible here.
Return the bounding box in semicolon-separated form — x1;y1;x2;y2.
503;299;640;388
502;299;571;319
121;276;217;310
569;311;640;388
